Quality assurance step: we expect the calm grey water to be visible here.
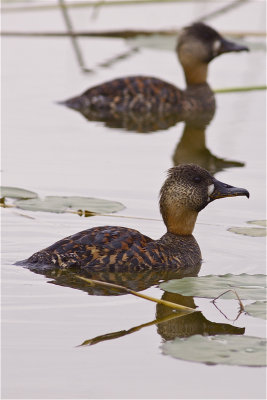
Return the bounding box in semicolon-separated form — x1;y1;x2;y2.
2;1;266;399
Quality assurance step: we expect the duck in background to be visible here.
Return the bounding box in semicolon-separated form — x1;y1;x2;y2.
17;164;249;276
61;23;249;132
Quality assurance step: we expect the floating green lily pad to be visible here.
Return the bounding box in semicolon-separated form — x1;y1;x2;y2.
15;196;125;214
228;227;266;237
245;301;267;320
162;335;266;367
160;274;266;300
228;220;267;237
0;186;38;200
248;220;267;227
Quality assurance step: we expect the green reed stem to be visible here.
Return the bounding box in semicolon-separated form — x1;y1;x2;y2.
75;275;196;313
215;86;267;94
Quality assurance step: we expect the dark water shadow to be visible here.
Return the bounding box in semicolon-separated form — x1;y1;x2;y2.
38;267;245;346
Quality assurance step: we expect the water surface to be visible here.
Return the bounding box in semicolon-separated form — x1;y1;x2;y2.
2;2;266;399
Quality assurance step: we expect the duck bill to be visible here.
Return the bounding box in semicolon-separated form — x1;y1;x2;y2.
220;38;249;54
209;178;250;201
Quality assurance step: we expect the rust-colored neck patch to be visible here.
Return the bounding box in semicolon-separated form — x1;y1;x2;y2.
165;203;198;235
183;63;208;85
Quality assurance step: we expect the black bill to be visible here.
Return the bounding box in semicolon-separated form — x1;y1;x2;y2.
220;38;249;54
209;178;250;201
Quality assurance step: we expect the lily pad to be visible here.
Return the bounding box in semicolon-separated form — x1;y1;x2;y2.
14;196;125;214
245;301;267;320
160;274;266;300
248;220;267;227
228;227;266;237
228;219;267;237
0;186;38;200
162;335;267;367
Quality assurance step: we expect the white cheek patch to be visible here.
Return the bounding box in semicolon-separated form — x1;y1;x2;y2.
213;40;221;54
207;184;215;202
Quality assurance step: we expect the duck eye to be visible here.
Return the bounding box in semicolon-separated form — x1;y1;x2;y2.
193;176;202;183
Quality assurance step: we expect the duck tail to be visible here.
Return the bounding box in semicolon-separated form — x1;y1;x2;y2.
56;95;90;111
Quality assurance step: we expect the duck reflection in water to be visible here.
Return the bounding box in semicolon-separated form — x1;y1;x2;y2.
172;117;245;174
156;292;245;341
61;23;248;134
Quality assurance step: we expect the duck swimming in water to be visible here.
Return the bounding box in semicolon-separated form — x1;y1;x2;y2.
62;23;248;124
17;164;249;275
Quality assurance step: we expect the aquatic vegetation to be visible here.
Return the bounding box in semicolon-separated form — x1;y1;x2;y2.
162;334;267;367
244;301;267;320
160;274;267;301
0;186;38;200
0;186;125;215
228;220;267;237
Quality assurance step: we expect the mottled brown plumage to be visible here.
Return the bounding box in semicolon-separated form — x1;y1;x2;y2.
17;164;249;275
61;23;248;130
20;226;202;274
64;76;214;118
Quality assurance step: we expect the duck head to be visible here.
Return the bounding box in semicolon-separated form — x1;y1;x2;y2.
159;164;249;236
177;23;249;85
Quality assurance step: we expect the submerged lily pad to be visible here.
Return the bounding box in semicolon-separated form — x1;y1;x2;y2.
0;186;38;200
228;220;267;237
160;274;266;300
248;220;267;227
15;196;125;214
245;301;267;320
228;227;266;237
162;335;266;367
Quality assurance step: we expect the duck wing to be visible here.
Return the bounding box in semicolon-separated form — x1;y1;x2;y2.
64;76;183;113
19;226;154;271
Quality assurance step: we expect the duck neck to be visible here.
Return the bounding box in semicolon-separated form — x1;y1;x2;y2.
165;206;198;236
183;63;208;86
